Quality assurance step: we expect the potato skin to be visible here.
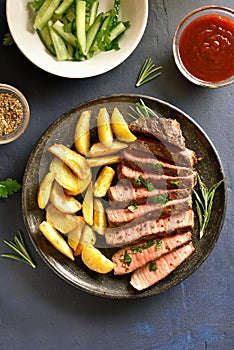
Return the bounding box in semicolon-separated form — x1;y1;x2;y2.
74;110;91;156
97;108;113;147
93;166;115;197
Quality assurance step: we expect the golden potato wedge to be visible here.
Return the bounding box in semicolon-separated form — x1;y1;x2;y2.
97;108;113;147
65;172;92;196
67;219;85;251
50;181;82;214
93;166;115;197
37;171;55;209
111;107;137;142
74;110;91;156
74;224;96;256
39;221;74;261
93;198;107;235
50;158;90;196
81;243;116;273
48;143;90;179
87;154;121;168
46;203;83;234
87;141;128;158
82;182;93;226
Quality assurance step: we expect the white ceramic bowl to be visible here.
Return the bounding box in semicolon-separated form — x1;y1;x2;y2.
6;0;148;78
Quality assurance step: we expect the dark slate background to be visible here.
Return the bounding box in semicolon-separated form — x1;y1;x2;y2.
0;0;233;349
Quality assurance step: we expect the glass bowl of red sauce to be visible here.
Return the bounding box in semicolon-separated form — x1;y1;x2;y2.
173;6;234;88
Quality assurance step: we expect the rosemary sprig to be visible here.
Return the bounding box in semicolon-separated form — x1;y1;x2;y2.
136;58;162;87
1;230;36;268
193;174;226;239
128;99;159;120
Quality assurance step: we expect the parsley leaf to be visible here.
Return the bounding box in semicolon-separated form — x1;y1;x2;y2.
134;175;154;191
0;178;21;198
128;204;138;212
149;261;158;272
3;33;14;46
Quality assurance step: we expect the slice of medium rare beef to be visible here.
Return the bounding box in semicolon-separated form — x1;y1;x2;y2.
108;181;190;207
112;231;192;275
129;138;197;168
118;164;197;190
106;196;192;226
130;242;195;290
129;117;186;150
121;148;193;177
105;209;194;247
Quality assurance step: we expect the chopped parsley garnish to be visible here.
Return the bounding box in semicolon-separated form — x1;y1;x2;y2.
134;175;154;191
150;163;164;169
149;262;158;272
151;194;168;205
131;240;156;253
156;240;162;251
170;180;179;186
123;250;132;266
128;204;138;212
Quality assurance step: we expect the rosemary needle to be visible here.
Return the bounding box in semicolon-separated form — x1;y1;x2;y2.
193;174;226;239
136;58;162;87
128;99;159;120
1;230;36;268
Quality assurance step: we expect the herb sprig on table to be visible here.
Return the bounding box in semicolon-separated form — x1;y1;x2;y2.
193;174;226;239
0;178;21;198
1;231;36;268
3;33;14;46
136;58;162;87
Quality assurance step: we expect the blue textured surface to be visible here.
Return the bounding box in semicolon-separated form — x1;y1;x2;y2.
0;0;233;349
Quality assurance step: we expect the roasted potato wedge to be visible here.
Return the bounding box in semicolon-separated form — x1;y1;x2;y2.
87;141;128;158
37;171;55;209
93;166;115;197
50;181;82;214
87;154;121;168
74;110;91;156
48;143;90;179
82;182;94;226
74;224;96;256
97;108;113;147
81;243;116;273
93;198;107;235
67;219;85;251
65;172;92;196
39;221;74;261
46;203;83;234
111;107;137;142
50;158;90;196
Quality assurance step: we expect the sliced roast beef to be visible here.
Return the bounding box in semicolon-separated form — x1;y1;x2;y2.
108;181;190;207
105;209;194;246
113;231;192;275
129;138;197;168
129;117;186;150
106;196;192;226
121;148;193;177
130;242;195;290
118;164;197;190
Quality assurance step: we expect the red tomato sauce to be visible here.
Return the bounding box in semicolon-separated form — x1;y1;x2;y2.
179;14;234;82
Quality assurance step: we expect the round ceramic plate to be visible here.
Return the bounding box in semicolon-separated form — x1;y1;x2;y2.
22;94;226;298
6;0;148;78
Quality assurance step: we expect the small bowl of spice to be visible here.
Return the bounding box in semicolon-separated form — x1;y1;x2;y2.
0;84;30;144
173;6;234;88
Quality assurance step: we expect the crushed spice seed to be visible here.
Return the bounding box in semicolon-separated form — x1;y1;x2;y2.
0;93;23;136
